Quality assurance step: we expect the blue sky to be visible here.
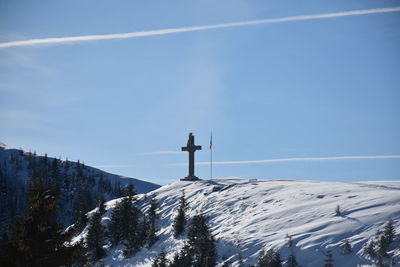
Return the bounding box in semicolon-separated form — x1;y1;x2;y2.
1;0;399;185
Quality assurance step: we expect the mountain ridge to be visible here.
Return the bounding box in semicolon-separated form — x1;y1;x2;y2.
0;142;160;241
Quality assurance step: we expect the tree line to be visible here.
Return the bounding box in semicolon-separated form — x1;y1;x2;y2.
0;148;127;242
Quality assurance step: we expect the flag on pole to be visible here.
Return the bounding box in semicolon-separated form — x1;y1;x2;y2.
210;133;212;150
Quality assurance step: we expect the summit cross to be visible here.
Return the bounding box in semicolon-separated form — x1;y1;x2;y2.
181;132;202;181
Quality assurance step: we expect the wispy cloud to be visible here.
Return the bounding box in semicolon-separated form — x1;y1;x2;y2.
143;150;184;155
172;155;400;166
1;7;399;49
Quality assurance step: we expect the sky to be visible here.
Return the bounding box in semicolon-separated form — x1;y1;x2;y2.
0;0;399;185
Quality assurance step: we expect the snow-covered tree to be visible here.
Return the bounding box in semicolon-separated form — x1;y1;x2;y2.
341;239;352;255
171;212;216;267
173;190;189;238
146;197;159;247
384;219;395;244
86;211;105;260
108;184;138;246
258;248;282;267
152;250;169;267
365;240;376;259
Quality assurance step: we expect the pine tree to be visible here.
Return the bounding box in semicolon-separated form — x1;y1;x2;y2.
186;213;217;267
335;205;341;216
74;210;88;233
125;183;136;198
173;190;189;238
98;195;106;215
324;248;334;267
152;250;169;267
146;197;159;247
258;248;282;267
108;201;124;246
50;158;60;185
172;213;216;267
170;243;194;267
286;234;293;248
377;235;388;262
287;252;300;267
341;239;352;255
0;167;8;240
86;211;105;260
0;179;80;266
365;240;376;259
237;255;245;267
271;250;282;267
384;219;395;245
107;187;144;256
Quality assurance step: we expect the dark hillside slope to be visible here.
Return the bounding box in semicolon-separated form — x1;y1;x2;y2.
0;143;159;241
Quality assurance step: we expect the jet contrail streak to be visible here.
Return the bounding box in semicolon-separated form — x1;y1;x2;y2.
1;6;399;49
193;155;400;166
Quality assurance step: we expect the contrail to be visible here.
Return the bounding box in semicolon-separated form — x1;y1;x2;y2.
1;6;399;49
143;150;184;155
191;155;400;166
93;164;135;168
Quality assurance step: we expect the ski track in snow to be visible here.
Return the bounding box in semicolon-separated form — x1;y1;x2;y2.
73;179;400;266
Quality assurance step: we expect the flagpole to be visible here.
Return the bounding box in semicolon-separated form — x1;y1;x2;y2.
210;132;213;180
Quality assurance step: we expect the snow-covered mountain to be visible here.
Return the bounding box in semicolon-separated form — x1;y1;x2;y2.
73;179;400;266
0;143;160;240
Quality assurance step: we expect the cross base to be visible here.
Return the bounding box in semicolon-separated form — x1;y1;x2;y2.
180;176;200;181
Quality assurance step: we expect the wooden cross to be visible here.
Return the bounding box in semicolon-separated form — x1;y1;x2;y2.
181;132;201;181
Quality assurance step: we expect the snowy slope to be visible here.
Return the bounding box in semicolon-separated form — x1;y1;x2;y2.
75;179;400;266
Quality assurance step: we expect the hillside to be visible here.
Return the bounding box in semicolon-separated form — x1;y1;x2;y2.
0;143;160;241
73;179;400;266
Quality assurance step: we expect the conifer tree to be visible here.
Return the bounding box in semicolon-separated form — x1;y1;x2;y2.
108;201;123;246
237;255;245;267
286;234;293;248
125;183;136;197
186;213;217;267
152;250;169;267
287;252;300;267
124;208;141;257
258;248;282;267
98;195;106;215
107;185;144;256
323;248;334;267
0;167;7;240
0;179;80;266
74;210;88;233
173;190;189;238
171;213;216;267
384;218;395;245
377;235;388;263
341;239;352;255
335;205;341;216
86;211;105;260
50;158;60;185
365;240;376;259
169;243;193;267
146;197;159;247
